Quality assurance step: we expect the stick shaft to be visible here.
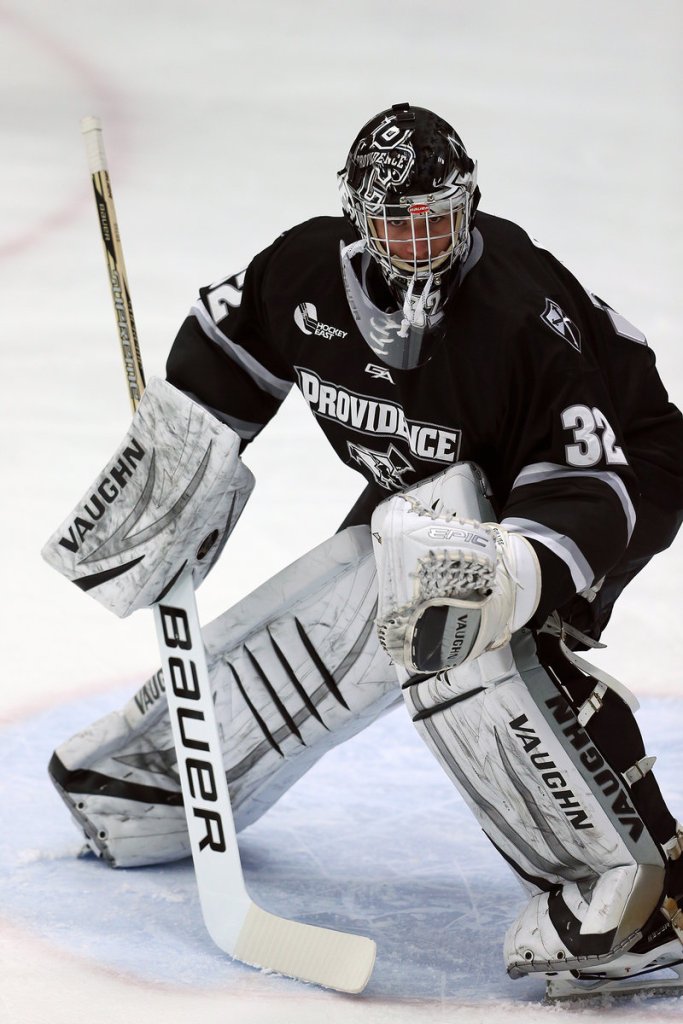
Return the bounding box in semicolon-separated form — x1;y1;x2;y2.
81;116;146;411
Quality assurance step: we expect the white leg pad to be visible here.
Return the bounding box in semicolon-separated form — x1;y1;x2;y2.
50;525;400;866
402;631;666;972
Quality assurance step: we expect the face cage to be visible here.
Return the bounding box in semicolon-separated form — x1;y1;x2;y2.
349;188;473;287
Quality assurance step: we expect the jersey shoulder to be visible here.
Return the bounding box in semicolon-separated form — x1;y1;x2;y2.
474;211;574;292
248;217;358;325
265;215;354;261
473;212;644;350
466;212;589;353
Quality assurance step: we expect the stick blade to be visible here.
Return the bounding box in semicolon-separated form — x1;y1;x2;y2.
232;902;376;993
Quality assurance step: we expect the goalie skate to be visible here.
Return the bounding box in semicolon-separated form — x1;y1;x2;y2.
547;840;683;1001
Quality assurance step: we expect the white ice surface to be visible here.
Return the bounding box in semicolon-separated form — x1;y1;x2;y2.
1;1;681;1022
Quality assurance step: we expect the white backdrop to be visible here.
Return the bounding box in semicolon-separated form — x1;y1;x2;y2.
1;2;681;1022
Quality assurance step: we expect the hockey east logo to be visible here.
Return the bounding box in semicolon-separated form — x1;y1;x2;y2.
295;367;462;476
294;303;348;340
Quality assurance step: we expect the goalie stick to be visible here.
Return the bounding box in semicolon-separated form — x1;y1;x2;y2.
80;115;376;993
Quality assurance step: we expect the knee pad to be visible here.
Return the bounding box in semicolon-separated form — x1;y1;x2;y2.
49;525;400;866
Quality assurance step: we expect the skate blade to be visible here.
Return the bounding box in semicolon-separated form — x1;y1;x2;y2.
546;959;683;1001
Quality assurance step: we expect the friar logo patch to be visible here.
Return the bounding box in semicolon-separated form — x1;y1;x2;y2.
541;298;582;353
347;440;415;490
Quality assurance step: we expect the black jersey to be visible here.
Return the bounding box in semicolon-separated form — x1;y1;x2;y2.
166;213;683;624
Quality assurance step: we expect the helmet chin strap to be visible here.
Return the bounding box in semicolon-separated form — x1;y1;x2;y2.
398;273;436;338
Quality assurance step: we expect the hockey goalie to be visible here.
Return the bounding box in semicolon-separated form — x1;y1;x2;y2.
43;102;683;998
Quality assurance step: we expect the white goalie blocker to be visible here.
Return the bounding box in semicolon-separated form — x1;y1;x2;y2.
42;377;254;616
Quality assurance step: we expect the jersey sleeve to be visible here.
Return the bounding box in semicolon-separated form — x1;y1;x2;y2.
165;234;295;445
496;310;640;623
587;291;683;511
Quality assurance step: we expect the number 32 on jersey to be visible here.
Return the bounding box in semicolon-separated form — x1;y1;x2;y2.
562;404;627;467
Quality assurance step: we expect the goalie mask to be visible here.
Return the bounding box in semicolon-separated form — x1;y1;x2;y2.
338;102;479;369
